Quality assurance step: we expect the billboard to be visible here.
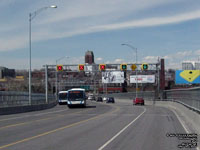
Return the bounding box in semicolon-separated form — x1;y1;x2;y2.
102;71;124;83
175;70;200;84
130;75;155;83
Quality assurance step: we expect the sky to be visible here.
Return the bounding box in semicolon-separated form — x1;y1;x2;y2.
1;0;200;70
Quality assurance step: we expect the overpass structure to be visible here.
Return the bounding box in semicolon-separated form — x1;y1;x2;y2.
43;61;163;102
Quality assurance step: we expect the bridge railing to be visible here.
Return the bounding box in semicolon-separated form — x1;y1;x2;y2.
163;87;200;113
0;91;55;108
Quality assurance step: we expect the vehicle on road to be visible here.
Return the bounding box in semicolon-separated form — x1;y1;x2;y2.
103;97;108;101
96;97;103;102
88;94;96;101
67;88;86;108
106;97;115;103
133;97;145;105
58;91;68;105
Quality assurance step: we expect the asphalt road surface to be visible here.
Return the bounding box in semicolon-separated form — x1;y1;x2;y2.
0;99;197;150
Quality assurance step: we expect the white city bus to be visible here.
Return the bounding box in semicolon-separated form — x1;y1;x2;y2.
58;91;68;105
67;88;86;108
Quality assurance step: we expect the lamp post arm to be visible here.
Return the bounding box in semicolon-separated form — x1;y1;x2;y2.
30;5;57;21
56;56;69;63
30;7;49;21
121;43;138;98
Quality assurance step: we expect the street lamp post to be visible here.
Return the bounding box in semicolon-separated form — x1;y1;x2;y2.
121;43;138;98
55;56;69;101
29;5;57;105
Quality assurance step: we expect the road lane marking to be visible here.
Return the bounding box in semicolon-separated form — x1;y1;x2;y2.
98;107;146;150
0;102;112;130
0;108;69;122
0;101;107;122
170;108;200;150
0;109;91;130
0;116;102;149
0;104;120;149
0;117;55;130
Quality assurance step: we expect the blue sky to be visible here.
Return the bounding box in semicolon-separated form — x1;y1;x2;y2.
1;0;200;69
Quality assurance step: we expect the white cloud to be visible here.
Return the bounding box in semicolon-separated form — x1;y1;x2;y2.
143;56;159;63
194;49;200;55
141;49;200;69
176;51;193;57
114;59;124;63
0;36;28;51
0;0;198;52
92;10;200;31
96;57;103;61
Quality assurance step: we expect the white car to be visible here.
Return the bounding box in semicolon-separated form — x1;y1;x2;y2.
103;97;108;101
88;95;96;101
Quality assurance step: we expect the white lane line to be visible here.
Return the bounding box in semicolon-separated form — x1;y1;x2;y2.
0;108;68;122
98;107;146;150
171;108;199;150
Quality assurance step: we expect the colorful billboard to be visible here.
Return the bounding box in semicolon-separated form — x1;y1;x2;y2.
102;71;124;83
130;75;155;83
175;70;200;84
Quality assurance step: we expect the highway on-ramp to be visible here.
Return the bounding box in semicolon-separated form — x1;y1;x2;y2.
0;100;197;150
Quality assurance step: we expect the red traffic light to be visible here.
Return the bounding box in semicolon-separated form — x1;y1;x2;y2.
99;64;106;71
78;64;84;71
56;65;63;71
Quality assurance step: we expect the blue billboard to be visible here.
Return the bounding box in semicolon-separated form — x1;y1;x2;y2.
175;70;200;84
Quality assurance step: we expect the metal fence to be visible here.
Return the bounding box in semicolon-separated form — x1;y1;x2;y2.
163;87;200;113
0;91;55;108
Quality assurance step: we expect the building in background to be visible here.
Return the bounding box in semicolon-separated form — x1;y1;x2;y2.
182;61;194;70
85;51;94;64
195;62;200;70
0;67;15;79
182;61;200;70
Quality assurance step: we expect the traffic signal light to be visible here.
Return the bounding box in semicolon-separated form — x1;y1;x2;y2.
78;64;85;71
131;64;137;71
99;64;106;71
141;63;148;70
120;64;127;71
56;65;63;71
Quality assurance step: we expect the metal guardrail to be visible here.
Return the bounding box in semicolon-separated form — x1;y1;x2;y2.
164;87;200;113
1;88;200;114
0;91;55;108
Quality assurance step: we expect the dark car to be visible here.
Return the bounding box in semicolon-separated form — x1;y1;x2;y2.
106;97;115;103
133;97;144;105
97;97;103;102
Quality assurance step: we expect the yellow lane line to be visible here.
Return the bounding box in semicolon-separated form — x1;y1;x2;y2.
0;117;53;130
0;104;120;149
0;109;69;122
0;109;89;130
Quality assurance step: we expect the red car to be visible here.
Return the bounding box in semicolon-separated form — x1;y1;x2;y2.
133;97;145;105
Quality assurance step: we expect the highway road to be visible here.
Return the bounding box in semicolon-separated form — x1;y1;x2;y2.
0;99;197;150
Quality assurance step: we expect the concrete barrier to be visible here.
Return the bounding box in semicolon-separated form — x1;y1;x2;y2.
0;102;57;115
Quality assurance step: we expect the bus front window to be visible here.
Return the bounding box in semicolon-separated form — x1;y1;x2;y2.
68;91;83;101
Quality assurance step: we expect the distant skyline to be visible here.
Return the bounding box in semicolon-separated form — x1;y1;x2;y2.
1;0;200;69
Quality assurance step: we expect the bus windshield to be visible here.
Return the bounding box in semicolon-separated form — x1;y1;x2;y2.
59;93;68;100
68;91;84;101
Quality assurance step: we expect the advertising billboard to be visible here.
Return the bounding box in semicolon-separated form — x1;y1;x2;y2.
130;75;155;83
175;70;200;84
102;71;124;83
